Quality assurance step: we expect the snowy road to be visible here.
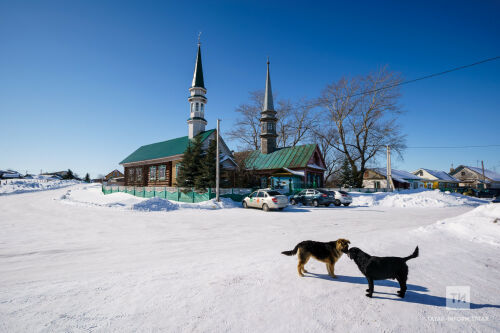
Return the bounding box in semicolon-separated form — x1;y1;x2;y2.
0;184;499;332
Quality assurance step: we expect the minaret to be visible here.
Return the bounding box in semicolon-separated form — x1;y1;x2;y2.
188;40;207;139
260;59;277;154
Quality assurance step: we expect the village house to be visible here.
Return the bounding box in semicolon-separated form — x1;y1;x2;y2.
241;61;326;191
363;168;422;190
120;42;236;187
450;165;500;189
412;168;459;190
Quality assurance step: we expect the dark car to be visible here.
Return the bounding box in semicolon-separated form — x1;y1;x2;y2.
289;189;336;207
473;189;500;198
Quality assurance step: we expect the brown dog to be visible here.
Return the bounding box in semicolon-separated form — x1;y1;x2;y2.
281;239;350;278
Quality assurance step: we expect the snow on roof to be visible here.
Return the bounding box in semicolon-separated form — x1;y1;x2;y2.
283;168;305;177
373;168;421;183
464;166;500;182
307;163;326;170
420;169;459;182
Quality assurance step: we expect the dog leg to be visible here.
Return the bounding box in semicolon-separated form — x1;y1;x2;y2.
366;277;374;298
396;276;407;298
297;264;305;277
330;263;337;279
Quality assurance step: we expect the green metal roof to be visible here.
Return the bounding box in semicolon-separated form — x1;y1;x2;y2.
120;129;215;164
244;144;317;170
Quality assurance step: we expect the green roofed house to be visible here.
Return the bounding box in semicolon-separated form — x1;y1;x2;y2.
120;42;236;187
241;60;326;191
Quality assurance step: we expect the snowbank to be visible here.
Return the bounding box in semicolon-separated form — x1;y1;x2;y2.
417;203;500;246
0;177;80;195
351;189;487;208
59;184;238;211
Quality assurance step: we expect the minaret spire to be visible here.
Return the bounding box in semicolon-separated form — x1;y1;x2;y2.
260;58;278;154
263;57;274;111
191;36;205;89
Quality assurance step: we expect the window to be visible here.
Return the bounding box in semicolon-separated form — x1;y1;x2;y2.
267;122;274;131
267;191;281;196
201;104;204;112
128;169;134;178
249;191;258;198
257;192;265;198
461;171;465;176
195;103;199;111
149;166;156;181
136;168;142;181
158;165;166;180
175;163;181;178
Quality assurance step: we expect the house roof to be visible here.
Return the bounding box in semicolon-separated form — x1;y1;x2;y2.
372;168;421;183
120;129;215;164
244;144;318;170
417;168;459;181
459;166;500;182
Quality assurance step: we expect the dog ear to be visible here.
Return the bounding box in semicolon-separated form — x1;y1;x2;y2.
347;240;351;244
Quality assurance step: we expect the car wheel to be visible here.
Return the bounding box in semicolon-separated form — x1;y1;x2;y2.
334;200;341;206
290;199;296;205
313;200;319;207
278;207;284;211
325;203;330;207
343;203;350;207
243;201;248;209
262;203;270;212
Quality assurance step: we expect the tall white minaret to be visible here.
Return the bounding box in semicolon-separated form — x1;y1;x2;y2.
188;40;207;139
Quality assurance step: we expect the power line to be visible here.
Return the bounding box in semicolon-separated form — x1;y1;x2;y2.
350;55;500;97
407;144;500;149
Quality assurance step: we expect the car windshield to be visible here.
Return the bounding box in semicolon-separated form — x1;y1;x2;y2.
266;191;281;196
317;189;328;194
339;191;349;195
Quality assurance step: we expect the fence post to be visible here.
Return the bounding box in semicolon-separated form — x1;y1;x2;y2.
134;186;136;196
177;188;180;201
192;187;195;203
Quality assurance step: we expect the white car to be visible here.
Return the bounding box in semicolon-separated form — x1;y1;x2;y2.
328;190;353;206
242;189;289;211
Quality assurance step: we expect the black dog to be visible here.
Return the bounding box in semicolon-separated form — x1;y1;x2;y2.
345;246;419;298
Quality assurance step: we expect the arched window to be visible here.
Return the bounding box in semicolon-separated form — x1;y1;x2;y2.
201;103;204;112
195;103;199;111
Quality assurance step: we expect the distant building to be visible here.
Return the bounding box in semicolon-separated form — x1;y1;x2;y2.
105;169;124;181
412;168;459;190
240;60;326;190
450;165;500;189
363;168;422;190
120;42;236;187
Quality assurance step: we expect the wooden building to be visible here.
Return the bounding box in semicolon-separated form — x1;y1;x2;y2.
363;168;422;190
241;61;326;190
120;42;235;187
450;165;500;189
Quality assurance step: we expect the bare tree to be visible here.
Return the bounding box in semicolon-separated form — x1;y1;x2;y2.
227;91;314;150
316;67;406;187
226;91;262;150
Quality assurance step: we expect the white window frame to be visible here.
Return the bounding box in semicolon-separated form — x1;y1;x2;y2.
158;165;166;180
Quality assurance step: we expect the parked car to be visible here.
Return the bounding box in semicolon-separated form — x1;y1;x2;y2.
242;189;288;211
328;190;353;206
492;195;500;203
289;189;336;207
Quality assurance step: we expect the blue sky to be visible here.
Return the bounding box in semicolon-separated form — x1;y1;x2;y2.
1;0;499;177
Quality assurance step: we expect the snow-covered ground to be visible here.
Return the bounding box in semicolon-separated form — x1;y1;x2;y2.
351;189;488;208
0;176;80;195
0;184;499;332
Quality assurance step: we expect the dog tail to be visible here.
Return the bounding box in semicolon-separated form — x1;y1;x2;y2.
404;246;419;261
281;244;300;256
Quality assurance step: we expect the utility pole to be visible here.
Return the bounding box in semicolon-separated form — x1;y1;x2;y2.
386;145;394;191
216;119;220;202
481;160;486;190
